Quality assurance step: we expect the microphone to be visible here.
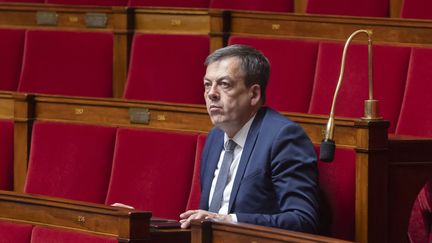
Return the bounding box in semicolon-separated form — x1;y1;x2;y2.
320;29;381;162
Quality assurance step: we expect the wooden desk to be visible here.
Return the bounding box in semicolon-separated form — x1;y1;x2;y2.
191;220;354;243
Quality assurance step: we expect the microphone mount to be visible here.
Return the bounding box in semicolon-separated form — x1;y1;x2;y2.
320;29;382;162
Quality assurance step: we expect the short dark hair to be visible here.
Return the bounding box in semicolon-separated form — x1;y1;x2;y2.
205;44;270;104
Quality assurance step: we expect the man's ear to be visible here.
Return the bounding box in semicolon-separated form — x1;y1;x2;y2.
249;84;261;106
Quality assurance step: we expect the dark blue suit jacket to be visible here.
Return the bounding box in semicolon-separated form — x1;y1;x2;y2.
199;107;319;233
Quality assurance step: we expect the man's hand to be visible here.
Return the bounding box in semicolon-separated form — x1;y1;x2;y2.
110;202;135;209
179;209;233;229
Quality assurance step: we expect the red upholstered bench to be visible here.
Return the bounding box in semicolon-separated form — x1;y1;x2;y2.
24;121;117;204
123;33;209;105
316;146;356;241
186;133;207;211
105;127;198;219
17;30;114;98
228;36;318;113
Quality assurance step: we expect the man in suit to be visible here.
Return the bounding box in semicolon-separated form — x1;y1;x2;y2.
180;44;319;233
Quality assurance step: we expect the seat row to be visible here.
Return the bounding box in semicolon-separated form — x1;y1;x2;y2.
1;0;432;19
2;28;431;137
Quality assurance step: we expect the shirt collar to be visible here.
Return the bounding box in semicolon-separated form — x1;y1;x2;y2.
224;114;256;150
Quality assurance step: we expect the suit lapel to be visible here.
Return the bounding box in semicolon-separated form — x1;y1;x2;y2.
200;130;224;210
228;108;267;212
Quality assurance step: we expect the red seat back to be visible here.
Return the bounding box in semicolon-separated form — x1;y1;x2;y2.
46;0;127;6
229;36;318;113
210;0;293;12
128;0;209;8
105;128;198;219
31;226;117;243
316;146;356;241
18;30;113;98
0;120;14;191
309;42;410;133
408;181;432;243
396;47;432;137
186;133;206;210
0;28;25;91
306;0;389;17
401;0;432;19
123;34;208;104
24;121;116;203
0;220;33;243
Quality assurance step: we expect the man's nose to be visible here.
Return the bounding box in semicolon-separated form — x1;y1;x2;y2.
207;84;219;100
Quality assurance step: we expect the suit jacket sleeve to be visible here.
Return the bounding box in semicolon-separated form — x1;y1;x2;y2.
235;123;319;234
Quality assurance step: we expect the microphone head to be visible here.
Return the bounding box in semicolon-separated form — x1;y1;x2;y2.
319;139;336;162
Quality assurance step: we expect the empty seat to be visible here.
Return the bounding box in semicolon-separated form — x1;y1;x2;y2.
186;133;206;210
306;0;389;17
24;121;116;203
31;226;117;243
396;47;432;137
401;0;432;19
210;0;293;12
18;30;113;98
316;146;356;241
128;0;208;8
308;42;410;133
46;0;127;6
0;220;33;243
0;28;25;91
229;36;318;113
105;128;198;219
0;120;13;191
123;33;209;104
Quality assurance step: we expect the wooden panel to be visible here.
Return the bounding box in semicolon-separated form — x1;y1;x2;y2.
230;11;432;45
0;93;14;119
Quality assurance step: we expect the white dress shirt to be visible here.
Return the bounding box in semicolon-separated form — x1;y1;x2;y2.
208;115;256;220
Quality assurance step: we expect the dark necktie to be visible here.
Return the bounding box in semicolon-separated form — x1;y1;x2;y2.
209;139;237;213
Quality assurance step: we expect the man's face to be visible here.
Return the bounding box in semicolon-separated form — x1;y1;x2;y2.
203;57;260;135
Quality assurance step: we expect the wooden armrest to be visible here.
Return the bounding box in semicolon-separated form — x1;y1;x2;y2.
0;190;151;241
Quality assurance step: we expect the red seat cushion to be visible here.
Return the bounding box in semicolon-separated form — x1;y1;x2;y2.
229;36;318;113
24;121;116;203
105;128;197;219
306;0;389;17
123;34;209;104
18;30;113;98
309;42;410;133
0;28;25;91
210;0;293;12
396;47;432;137
316;146;356;241
128;0;208;8
0;120;14;190
31;226;117;243
0;220;33;243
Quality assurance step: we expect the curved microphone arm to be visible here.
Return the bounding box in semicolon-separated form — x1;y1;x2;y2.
320;29;380;162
